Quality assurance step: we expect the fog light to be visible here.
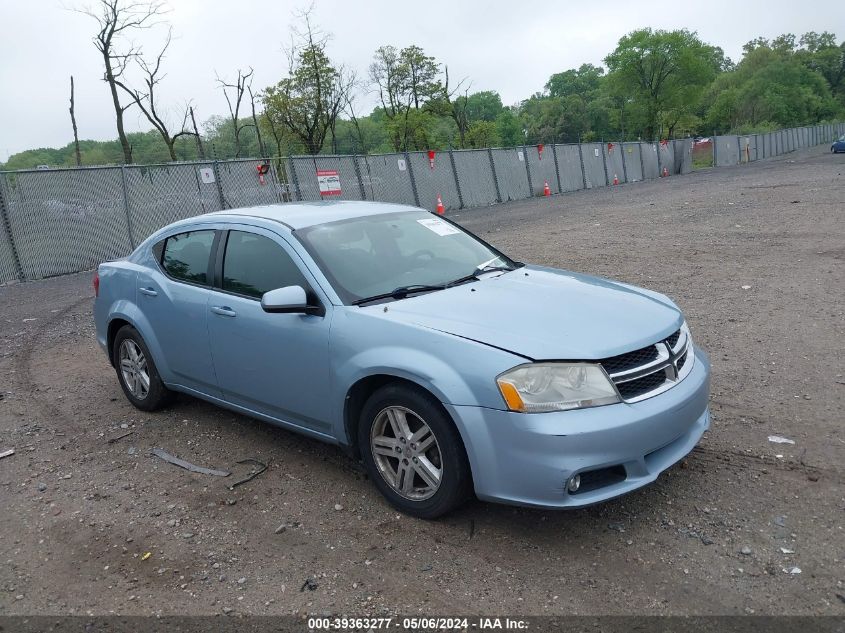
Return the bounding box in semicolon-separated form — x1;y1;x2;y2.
566;474;581;493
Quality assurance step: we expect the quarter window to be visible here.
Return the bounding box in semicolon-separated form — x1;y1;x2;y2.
222;231;307;298
161;230;215;284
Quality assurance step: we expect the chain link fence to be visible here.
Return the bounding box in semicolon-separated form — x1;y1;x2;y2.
1;122;843;284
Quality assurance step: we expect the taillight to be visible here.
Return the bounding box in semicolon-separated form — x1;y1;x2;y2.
93;271;100;297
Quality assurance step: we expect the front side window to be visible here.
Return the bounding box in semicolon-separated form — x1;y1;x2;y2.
161;230;215;284
222;231;307;299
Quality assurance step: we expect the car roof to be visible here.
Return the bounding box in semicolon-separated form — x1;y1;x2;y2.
207;201;421;230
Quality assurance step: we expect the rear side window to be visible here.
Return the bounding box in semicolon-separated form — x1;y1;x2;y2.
222;231;307;298
161;230;215;284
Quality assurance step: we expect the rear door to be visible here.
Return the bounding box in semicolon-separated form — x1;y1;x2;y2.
136;228;220;396
206;227;334;436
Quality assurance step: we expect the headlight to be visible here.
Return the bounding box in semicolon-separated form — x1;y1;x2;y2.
496;363;620;413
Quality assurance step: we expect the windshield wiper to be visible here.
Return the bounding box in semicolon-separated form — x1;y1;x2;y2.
352;284;446;306
445;261;521;288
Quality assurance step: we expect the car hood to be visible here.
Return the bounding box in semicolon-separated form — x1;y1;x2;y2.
368;265;683;360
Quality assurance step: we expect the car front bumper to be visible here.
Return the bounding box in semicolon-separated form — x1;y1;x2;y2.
445;346;711;508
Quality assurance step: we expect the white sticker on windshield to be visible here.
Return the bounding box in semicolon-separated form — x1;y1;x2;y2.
417;218;461;236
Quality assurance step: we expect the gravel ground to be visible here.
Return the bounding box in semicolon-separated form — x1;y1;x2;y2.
0;145;843;617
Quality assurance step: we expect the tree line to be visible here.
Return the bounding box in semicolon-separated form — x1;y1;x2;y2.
3;0;844;170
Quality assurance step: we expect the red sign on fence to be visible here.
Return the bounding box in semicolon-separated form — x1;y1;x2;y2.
317;169;341;196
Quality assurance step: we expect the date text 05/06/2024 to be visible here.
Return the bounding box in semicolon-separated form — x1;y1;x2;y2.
307;616;529;630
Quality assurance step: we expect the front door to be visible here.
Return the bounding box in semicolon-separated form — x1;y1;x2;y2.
206;228;334;435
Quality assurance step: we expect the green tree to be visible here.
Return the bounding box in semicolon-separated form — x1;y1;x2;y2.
545;63;604;99
463;91;504;122
797;32;845;106
262;11;351;154
495;108;523;147
704;43;838;132
604;28;726;139
369;44;445;150
465;120;499;148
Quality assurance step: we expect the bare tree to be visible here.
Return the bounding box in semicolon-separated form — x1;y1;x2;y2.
216;68;254;158
189;105;205;159
112;29;197;161
78;0;167;164
69;76;82;166
247;85;266;158
441;67;471;147
340;69;366;152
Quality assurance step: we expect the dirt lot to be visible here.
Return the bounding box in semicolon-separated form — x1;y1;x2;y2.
0;145;843;618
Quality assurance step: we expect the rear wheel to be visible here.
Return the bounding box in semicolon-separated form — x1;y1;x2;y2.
358;384;472;519
113;325;172;411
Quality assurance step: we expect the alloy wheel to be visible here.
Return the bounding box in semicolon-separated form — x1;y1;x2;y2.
119;339;150;400
370;406;443;500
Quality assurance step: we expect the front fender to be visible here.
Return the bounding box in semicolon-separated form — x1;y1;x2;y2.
331;344;488;456
339;345;478;408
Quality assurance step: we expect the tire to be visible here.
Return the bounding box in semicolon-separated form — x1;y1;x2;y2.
358;383;472;519
112;325;172;411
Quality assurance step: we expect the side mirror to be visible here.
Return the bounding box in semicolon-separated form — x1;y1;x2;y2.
261;286;310;314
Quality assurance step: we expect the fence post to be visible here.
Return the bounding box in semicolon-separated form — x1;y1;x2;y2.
487;147;502;203
119;165;136;250
212;159;227;209
577;143;587;189
736;136;742;164
620;142;628;182
600;140;609;185
713;131;718;167
551;142;562;193
288;154;302;202
637;142;645;180
448;146;464;209
405;151;421;208
269;161;285;203
0;174;24;281
522;145;533;196
656;141;663;176
352;153;367;201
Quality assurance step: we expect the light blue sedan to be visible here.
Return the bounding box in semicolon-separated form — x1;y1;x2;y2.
94;202;710;518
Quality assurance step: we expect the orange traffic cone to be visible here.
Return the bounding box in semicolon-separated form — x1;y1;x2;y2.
662;166;669;177
435;194;445;214
612;174;619;185
543;181;551;196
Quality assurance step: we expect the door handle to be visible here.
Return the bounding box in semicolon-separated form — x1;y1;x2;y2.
211;306;237;317
139;287;158;297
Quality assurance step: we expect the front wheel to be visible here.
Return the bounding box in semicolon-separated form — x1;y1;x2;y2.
113;325;172;411
358;384;472;519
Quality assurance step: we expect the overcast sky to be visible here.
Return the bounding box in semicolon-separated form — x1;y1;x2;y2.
1;0;843;160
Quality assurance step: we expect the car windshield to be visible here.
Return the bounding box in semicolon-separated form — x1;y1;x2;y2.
295;210;519;304
839;134;845;142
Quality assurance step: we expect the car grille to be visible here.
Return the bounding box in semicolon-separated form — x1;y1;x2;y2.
615;371;668;400
599;346;659;374
599;328;693;403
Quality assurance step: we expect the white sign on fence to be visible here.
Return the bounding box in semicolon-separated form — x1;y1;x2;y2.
517;151;524;162
199;167;215;184
317;169;342;196
397;158;406;171
594;148;600;157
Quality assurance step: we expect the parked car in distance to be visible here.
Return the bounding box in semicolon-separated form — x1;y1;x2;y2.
94;202;710;518
831;135;845;153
